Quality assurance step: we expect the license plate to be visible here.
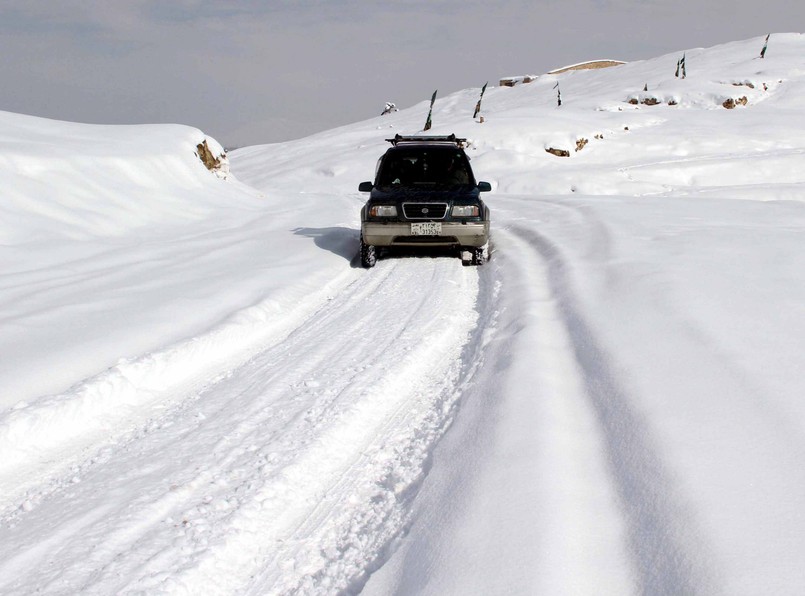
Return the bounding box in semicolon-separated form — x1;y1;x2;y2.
411;222;442;236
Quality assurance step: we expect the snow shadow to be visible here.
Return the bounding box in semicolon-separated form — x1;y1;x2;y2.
293;226;362;267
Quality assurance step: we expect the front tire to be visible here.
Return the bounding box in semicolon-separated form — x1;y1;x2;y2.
360;238;377;268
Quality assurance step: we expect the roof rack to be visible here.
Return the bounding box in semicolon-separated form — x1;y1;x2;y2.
385;133;467;148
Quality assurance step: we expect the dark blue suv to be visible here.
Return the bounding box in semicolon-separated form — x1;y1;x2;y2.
358;134;491;268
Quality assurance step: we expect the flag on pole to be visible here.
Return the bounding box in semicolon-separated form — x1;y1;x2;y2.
681;53;687;79
760;34;770;58
554;82;561;107
424;90;437;131
473;82;488;119
675;59;680;78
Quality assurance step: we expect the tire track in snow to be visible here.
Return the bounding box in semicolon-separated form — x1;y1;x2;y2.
0;262;363;511
506;222;715;595
362;225;638;594
0;256;483;595
174;258;480;595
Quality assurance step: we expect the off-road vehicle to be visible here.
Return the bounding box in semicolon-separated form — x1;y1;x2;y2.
358;134;491;268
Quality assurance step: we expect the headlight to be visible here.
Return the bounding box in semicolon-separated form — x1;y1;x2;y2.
369;205;398;217
451;205;479;217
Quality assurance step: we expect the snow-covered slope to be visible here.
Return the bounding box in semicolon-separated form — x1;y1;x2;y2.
2;33;805;595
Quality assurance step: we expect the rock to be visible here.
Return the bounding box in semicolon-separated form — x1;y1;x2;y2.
546;147;570;157
575;138;588;152
723;96;748;109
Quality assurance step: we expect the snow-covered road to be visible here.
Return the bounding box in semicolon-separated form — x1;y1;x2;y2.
3;191;805;594
368;195;805;595
0;255;487;594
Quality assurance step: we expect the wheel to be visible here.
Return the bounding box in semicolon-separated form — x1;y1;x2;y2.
471;246;486;266
360;238;377;268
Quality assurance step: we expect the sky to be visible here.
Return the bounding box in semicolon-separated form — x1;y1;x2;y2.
1;0;802;148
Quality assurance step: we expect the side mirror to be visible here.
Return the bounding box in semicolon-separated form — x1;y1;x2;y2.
358;181;373;192
477;181;492;192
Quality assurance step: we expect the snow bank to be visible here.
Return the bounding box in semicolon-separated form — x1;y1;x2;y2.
0;112;233;243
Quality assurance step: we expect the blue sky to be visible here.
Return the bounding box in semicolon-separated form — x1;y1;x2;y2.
1;0;801;147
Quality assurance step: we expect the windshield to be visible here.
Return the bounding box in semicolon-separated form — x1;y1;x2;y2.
376;148;474;189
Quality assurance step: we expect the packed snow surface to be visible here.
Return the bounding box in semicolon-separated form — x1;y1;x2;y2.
2;34;805;594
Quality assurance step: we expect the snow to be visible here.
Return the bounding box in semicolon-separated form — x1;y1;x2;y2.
2;33;805;594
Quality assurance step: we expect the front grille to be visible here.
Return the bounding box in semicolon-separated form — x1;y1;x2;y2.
392;236;459;244
402;202;448;219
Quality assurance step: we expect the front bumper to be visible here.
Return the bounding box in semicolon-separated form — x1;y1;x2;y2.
362;221;489;248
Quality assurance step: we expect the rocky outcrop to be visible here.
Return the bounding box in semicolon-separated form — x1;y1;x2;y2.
548;60;625;75
546;147;570;157
195;139;230;178
500;75;538;87
723;96;748;109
